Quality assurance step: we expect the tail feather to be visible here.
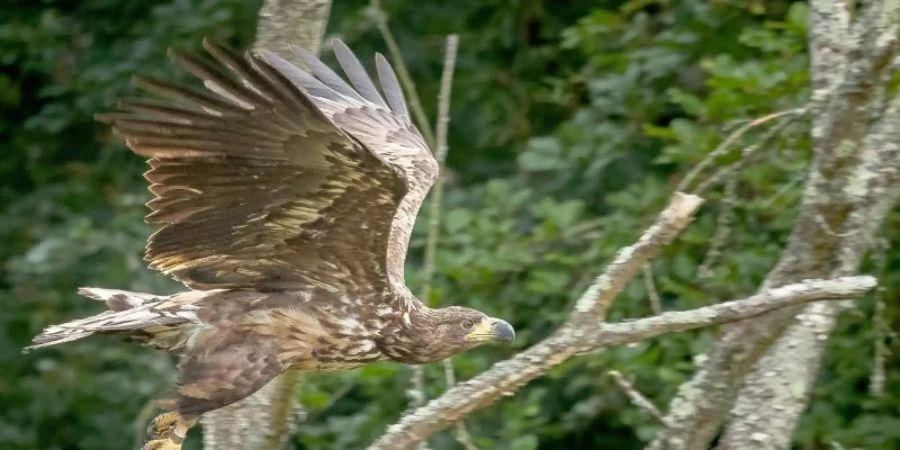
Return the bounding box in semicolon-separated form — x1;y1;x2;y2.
26;288;189;352
77;287;163;310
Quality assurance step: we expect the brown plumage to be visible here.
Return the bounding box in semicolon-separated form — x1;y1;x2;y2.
28;39;514;450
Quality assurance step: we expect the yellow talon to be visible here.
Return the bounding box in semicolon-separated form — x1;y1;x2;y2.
143;411;192;450
146;411;180;439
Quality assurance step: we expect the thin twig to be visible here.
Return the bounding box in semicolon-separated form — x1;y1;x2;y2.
762;170;808;208
693;111;803;196
695;111;803;279
395;33;462;447
643;263;663;314
433;35;458;164
426;34;479;450
134;398;161;449
421;34;459;303
698;176;737;279
678;108;804;194
407;366;427;408
608;370;671;427
407;366;428;450
869;238;890;397
369;0;436;148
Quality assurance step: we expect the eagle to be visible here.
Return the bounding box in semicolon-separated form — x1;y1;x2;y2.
28;39;515;450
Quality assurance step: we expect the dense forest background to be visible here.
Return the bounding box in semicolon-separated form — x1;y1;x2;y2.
1;0;897;449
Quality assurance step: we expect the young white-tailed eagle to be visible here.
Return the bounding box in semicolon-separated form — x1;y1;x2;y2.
28;39;514;450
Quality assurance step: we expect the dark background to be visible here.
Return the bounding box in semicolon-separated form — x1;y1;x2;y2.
1;1;897;449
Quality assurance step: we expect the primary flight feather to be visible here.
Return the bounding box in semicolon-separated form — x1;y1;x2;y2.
29;39;514;450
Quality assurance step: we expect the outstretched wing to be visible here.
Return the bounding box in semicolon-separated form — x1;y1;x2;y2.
100;40;436;293
261;39;438;286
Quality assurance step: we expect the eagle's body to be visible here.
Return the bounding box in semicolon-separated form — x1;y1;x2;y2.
29;39;513;450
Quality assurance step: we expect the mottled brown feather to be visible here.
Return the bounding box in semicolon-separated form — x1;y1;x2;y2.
100;47;438;299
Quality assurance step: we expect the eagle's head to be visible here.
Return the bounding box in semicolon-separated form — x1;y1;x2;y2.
409;306;515;363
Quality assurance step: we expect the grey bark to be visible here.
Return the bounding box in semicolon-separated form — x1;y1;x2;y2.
718;93;900;450
650;1;900;448
200;1;331;448
254;0;332;63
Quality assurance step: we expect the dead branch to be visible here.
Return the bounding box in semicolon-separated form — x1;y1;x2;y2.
643;264;663;315
677;108;803;194
609;371;670;427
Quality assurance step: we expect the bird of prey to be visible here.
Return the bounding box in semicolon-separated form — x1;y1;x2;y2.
28;39;515;450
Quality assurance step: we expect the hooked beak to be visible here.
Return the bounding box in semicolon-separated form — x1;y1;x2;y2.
466;317;516;343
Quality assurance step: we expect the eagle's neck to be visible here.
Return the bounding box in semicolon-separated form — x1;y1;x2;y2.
378;302;460;364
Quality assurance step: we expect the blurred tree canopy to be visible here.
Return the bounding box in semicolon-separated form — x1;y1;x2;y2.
1;1;896;449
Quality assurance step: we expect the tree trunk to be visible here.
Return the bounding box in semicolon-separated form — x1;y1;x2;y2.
199;1;332;449
649;1;899;448
717;93;900;450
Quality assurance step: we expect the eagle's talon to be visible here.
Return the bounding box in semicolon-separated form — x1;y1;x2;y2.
143;411;189;450
146;411;179;440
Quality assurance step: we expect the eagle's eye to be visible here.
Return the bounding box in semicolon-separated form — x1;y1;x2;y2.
461;320;475;330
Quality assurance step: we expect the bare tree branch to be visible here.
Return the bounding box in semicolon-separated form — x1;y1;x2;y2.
418;33;459;314
365;192;704;449
609;371;670;427
427;35;480;450
405;33;465;449
201;2;331;448
367;272;876;449
693;111;804;197
677;108;803;194
643;264;662;315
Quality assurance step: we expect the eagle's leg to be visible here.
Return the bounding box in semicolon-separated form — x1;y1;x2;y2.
142;411;196;450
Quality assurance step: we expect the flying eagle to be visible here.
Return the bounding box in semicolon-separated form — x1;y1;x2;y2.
28;39;514;450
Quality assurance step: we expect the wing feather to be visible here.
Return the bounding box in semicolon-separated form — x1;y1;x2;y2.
132;76;248;114
201;39;282;101
332;38;389;108
103;41;436;300
375;53;410;120
168;48;270;108
293;45;363;102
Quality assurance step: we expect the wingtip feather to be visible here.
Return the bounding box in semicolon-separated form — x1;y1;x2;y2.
331;38;388;108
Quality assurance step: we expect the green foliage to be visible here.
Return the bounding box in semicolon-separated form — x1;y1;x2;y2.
2;1;897;449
